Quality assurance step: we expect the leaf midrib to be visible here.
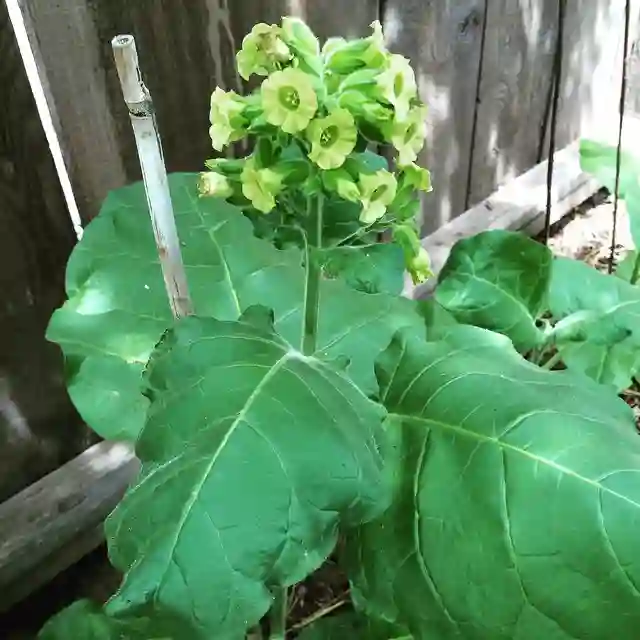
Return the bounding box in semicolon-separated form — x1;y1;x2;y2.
154;349;294;591
394;413;640;510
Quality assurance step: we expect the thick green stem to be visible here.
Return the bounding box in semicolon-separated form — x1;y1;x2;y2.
302;193;324;355
269;587;288;640
630;251;640;285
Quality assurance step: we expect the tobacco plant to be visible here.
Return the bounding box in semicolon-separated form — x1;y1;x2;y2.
40;18;640;640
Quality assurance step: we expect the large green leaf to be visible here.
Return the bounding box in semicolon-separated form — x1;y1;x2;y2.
348;324;640;639
298;612;411;639
616;250;640;283
435;230;551;352
39;600;150;640
548;257;640;390
47;173;421;441
103;308;390;639
580;139;640;248
314;243;406;295
579;138;640;198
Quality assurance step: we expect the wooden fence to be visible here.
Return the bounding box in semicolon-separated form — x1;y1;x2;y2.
0;0;639;600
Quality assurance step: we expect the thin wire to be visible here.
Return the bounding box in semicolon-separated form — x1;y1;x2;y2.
543;0;567;245
464;1;489;210
610;0;631;274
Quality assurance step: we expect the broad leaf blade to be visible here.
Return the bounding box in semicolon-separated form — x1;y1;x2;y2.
349;325;640;639
298;612;411;639
48;173;421;441
104;309;390;639
314;243;406;295
435;230;551;351
548;257;640;390
580;139;640;249
579;138;640;197
38;600;151;640
616;250;640;283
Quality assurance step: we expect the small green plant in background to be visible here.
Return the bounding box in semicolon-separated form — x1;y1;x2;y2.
40;18;640;640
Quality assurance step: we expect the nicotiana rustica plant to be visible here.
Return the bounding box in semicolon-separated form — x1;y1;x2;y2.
40;17;640;640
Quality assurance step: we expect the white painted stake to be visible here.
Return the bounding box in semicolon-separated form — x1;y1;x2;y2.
111;35;193;319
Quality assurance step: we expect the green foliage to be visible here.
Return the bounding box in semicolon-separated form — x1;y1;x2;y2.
314;243;406;294
435;230;552;352
41;20;640;640
579;138;640;284
548;257;640;391
298;612;410;639
48;174;421;442
101;309;390;638
348;325;640;639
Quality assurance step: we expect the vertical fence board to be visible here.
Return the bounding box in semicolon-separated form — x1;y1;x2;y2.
468;0;559;207
0;1;88;503
384;1;486;234
553;0;640;147
17;0;378;222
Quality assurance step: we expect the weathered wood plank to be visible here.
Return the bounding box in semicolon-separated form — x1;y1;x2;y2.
553;0;640;149
0;1;90;503
405;139;599;299
0;442;137;613
383;1;486;235
468;0;559;207
17;0;379;221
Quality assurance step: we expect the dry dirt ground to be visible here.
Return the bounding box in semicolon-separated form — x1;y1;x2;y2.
2;193;639;638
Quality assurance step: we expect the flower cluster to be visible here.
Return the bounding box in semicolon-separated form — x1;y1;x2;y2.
198;17;433;284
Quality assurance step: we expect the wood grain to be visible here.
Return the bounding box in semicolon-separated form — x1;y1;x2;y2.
383;1;486;234
0;442;137;612
0;1;90;504
468;0;559;207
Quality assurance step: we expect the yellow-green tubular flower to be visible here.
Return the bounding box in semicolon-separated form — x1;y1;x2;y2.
409;247;433;284
241;157;283;213
324;20;387;74
358;169;398;224
399;162;432;192
197;172;234;199
261;68;318;134
392;223;433;284
209;88;248;151
306;109;358;170
236;23;291;81
384;104;428;166
376;54;417;121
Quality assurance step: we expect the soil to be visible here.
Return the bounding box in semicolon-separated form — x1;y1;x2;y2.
2;191;639;638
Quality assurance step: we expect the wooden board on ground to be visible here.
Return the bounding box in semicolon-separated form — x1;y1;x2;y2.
0;0;91;504
0;442;137;613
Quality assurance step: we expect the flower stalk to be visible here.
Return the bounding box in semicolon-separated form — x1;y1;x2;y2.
303;193;324;355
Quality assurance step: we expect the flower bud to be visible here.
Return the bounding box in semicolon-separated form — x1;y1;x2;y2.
198;172;234;199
